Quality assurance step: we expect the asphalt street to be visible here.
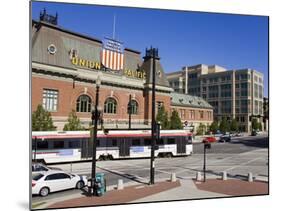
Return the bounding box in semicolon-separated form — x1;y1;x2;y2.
32;134;268;204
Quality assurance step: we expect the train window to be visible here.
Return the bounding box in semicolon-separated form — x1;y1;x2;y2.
144;139;151;146
69;140;80;148
167;138;176;145
53;141;64;149
112;139;117;147
96;139;100;147
186;136;193;144
36;141;48;149
156;138;164;145
132;139;141;146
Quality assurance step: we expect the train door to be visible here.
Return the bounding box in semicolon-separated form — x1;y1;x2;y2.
81;138;93;159
176;137;186;154
119;138;130;157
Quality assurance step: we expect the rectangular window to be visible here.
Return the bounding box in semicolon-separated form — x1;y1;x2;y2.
68;140;80;149
254;84;258;98
112;139;117;147
96;139;100;147
157;101;164;112
190;110;195;119
259;85;263;99
144;139;151;146
200;111;204;119
132;139;141;146
42;89;58;112
53;141;64;149
36;141;48;149
167;138;176;145
254;75;258;82
255;100;259;114
156;138;164;145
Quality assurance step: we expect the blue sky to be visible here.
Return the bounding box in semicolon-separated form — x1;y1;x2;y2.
32;1;269;96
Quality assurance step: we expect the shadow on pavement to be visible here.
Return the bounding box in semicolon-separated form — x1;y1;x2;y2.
229;136;268;148
97;166;149;185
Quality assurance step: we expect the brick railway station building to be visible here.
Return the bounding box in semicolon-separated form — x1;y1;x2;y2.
31;13;213;131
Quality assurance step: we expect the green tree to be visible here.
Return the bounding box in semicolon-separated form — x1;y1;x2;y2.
251;118;259;131
32;104;56;131
63;110;84;131
169;110;183;129
230;119;238;132
209;120;219;133
258;122;262;131
219;117;230;133
196;123;206;135
156;105;170;129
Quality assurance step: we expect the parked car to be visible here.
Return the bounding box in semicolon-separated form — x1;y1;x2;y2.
32;170;87;197
213;133;223;141
218;132;231;142
32;163;62;174
202;136;217;143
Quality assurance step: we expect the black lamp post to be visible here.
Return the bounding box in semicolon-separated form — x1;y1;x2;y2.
90;76;101;196
150;47;157;185
128;94;132;129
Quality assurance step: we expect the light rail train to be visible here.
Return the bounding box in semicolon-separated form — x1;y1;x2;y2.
32;129;193;164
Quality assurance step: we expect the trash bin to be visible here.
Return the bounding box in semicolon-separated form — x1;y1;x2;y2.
94;173;106;196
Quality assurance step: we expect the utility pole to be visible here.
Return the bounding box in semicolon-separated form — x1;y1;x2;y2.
150;48;157;185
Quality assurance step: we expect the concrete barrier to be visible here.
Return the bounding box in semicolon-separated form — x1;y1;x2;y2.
248;172;253;182
196;172;202;181
117;179;124;190
222;171;227;180
170;173;176;182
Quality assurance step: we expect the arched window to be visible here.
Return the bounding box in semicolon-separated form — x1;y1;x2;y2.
128;100;138;115
76;95;92;112
104;98;117;114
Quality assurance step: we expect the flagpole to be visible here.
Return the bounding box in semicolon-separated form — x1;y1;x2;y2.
113;14;116;39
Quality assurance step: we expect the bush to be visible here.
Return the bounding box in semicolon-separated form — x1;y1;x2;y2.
32;105;56;131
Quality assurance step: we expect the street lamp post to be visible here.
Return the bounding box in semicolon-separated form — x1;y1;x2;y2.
128;94;132;129
150;47;157;185
90;76;101;196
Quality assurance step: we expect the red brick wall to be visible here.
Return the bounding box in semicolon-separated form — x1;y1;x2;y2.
32;75;146;122
170;106;213;122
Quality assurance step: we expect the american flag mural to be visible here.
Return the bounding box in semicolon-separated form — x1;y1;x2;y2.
101;38;124;71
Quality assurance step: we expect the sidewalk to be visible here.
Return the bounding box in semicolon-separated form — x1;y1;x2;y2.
32;177;268;209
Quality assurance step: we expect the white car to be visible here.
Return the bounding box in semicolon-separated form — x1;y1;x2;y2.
32;170;87;197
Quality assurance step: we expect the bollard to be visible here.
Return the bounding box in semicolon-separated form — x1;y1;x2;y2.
196;172;202;181
117;179;124;190
248;172;253;182
170;173;176;182
222;171;228;180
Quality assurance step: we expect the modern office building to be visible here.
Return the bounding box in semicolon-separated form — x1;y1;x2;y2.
31;11;213;131
166;64;264;132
